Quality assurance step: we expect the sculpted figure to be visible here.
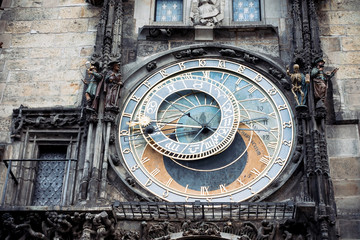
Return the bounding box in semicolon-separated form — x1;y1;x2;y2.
287;64;309;105
82;62;103;109
80;213;96;240
191;0;223;26
310;58;338;103
105;61;123;110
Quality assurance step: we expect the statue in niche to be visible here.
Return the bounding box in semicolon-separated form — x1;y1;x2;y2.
311;58;338;103
105;61;123;111
82;62;103;110
287;64;310;105
190;0;223;26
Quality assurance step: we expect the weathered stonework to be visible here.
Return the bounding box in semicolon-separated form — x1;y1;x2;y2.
0;1;100;142
0;0;359;239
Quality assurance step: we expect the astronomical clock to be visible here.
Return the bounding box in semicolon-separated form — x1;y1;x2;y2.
116;57;296;203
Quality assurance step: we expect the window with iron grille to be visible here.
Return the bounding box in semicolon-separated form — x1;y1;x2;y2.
31;146;67;206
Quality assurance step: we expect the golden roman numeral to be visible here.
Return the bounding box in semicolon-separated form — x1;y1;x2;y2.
201;186;210;195
141;157;150;164
260;155;271;165
267;142;277;149
150;168;160;177
166;178;173;187
123;113;132;118
219;184;228;193
251;168;261;176
237;178;245;186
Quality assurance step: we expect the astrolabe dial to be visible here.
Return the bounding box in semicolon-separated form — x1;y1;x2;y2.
136;78;240;160
118;58;296;202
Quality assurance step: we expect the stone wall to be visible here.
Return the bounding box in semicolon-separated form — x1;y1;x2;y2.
0;0;100;142
319;1;360;239
318;0;360;121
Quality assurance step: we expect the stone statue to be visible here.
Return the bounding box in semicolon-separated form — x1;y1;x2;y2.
191;0;223;26
256;220;276;240
93;211;114;240
80;213;96;240
287;64;310;105
310;58;338;103
105;61;123;111
82;62;103;109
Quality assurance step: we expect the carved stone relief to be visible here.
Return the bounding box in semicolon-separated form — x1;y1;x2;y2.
190;0;224;26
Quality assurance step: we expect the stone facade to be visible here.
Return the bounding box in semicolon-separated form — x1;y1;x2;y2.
0;0;100;142
318;1;360;239
0;0;359;239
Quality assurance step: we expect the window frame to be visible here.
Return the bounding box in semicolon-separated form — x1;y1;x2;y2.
151;0;188;25
230;0;265;25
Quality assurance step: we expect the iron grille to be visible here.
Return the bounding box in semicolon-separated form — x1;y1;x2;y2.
32;152;66;206
113;201;296;220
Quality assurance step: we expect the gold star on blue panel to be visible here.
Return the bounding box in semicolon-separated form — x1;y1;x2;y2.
156;0;183;22
233;0;260;22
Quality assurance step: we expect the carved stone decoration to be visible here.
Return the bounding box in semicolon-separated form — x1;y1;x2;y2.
142;221;177;240
146;61;157;72
182;221;221;237
190;0;224;26
10;106;83;138
291;0;323;72
257;220;276;240
174;48;207;59
219;48;239;57
269;67;291;90
91;0;123;69
243;53;259;64
0;213;46;240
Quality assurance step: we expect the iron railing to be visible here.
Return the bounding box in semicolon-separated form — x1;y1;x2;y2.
113;201;296;220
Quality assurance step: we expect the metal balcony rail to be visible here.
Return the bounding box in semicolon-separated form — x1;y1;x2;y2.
1;158;77;206
113;201;296;221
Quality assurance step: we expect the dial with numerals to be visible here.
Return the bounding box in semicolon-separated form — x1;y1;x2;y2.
118;58;295;202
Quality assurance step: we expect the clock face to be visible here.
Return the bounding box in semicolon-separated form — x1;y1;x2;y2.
118;58;295;202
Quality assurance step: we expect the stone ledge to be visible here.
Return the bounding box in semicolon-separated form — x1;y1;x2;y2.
138;25;278;41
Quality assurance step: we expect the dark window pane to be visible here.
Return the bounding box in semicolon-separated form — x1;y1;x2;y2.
32;146;67;206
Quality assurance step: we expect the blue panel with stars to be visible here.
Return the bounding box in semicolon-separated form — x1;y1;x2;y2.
233;0;260;22
155;0;183;22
